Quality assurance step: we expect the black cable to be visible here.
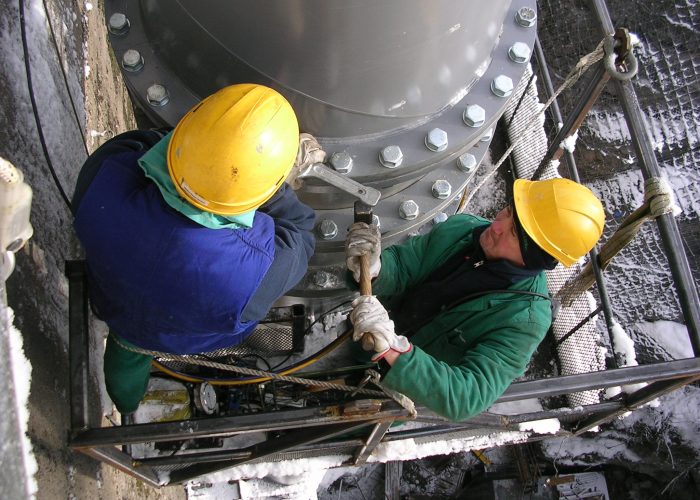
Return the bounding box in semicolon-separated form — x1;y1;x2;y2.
18;0;73;210
268;300;353;371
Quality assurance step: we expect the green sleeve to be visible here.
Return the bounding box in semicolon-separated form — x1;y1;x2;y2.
382;319;549;421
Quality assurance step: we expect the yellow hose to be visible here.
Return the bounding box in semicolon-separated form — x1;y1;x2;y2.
152;330;353;386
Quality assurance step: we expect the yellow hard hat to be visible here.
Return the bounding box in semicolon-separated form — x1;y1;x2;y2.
167;84;299;216
513;178;605;267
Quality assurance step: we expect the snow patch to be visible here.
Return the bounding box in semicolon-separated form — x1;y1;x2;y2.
3;306;38;498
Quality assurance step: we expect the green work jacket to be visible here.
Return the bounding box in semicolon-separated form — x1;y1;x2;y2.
374;214;552;421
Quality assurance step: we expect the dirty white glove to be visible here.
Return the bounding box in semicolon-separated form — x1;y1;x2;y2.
286;133;327;190
350;296;412;362
345;222;381;282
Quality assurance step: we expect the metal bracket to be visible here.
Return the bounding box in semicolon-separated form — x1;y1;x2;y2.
299;163;381;206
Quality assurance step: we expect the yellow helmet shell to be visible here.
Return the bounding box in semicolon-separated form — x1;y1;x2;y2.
167;84;299;216
513;178;605;267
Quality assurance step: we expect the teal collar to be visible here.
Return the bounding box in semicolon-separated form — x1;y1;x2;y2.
137;132;255;229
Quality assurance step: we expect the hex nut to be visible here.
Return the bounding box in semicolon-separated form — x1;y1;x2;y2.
431;179;452;199
147;84;170;106
379;145;403;168
425;128;448;152
433;212;449;225
462;105;486;127
480;127;494;142
399;200;419;220
329;151;353;174
108;12;130;35
457;153;477;172
508;42;531;64
317;219;339;240
491;75;514;97
122;49;144;72
515;7;537;28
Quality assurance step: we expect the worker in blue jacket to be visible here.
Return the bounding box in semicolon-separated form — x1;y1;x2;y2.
72;84;321;416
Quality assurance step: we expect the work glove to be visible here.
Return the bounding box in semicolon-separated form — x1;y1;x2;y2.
287;133;327;190
350;296;412;362
345;222;381;282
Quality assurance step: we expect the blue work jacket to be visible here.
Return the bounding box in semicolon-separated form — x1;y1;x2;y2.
73;134;315;354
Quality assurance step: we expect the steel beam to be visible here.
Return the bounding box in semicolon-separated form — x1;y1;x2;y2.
66;260;91;432
498;358;700;402
70;400;410;448
574;375;700;434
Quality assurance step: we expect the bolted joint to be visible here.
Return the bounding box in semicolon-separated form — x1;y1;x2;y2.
491;75;514;97
329;151;353;174
425;128;448;152
317;219;339;240
457;153;477;172
379;145;403;168
431;179;452;199
122;49;144;72
515;7;537;28
508;42;531;64
433;212;448;225
147;84;170;106
480;127;494;142
462;104;486;127
108;12;130;36
399;200;419;220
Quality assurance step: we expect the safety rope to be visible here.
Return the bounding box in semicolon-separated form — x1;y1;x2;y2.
557;177;676;307
112;333;418;414
457;39;607;213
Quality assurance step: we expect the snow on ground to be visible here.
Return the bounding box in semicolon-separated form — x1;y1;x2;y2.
1;304;38;499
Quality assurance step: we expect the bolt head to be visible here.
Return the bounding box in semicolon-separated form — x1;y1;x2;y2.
480;127;494;142
329;151;353;174
431;179;452;199
425;128;448;152
399;200;419;220
317;219;339;240
433;212;449;225
379;145;403;168
372;214;381;229
108;13;130;35
462;105;486;127
122;49;143;71
515;7;537;28
508;42;531;63
457;153;477;172
147;84;170;106
491;75;514;97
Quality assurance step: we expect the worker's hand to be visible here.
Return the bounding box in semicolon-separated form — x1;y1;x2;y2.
287;133;327;190
345;222;381;282
350;296;412;362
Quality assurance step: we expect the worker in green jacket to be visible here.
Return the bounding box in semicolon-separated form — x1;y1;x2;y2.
345;178;605;421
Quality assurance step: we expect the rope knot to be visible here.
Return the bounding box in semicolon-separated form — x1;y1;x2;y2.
644;177;675;217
